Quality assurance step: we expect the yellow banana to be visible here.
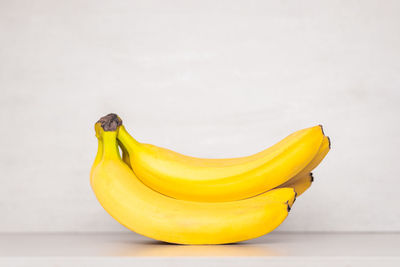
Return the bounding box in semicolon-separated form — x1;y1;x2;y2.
278;172;313;197
119;133;330;199
118;139;131;168
293;136;330;179
118;132;330;199
115;114;324;202
275;136;330;196
90;120;296;245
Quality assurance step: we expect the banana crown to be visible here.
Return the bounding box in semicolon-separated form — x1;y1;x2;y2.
96;113;122;132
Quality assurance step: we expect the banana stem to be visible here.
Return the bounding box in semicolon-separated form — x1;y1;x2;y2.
95;113;125;160
118;125;140;149
102;131;121;160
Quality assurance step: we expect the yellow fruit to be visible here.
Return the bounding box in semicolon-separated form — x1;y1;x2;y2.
90;124;296;245
278;173;313;197
118;139;131;169
293;136;330;178
116;116;324;202
276;136;330;196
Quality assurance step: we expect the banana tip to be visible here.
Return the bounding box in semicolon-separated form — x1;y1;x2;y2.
318;124;325;135
286;201;291;212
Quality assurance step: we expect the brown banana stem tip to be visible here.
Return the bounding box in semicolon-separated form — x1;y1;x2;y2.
97;113;122;131
319;124;325;135
310;172;314;182
292;189;297;204
319;124;332;149
286;201;291;212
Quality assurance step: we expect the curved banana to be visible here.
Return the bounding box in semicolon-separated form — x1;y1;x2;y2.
278;172;313;197
118;139;131;168
91;122;296;245
115;114;324;202
120;134;329;199
275;136;330;196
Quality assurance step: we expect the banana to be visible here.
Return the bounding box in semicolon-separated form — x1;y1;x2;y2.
115;114;324;202
292;136;330;180
118;139;131;168
119;134;329;199
275;136;330;196
278;172;313;197
90;119;296;245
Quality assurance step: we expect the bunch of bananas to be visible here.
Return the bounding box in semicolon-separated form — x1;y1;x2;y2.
90;114;330;244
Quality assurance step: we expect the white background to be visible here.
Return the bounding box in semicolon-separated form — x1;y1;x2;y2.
1;0;399;233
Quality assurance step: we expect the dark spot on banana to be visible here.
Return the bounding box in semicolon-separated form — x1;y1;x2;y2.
286;201;291;212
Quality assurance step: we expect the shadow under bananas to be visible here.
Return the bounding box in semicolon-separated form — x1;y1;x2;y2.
109;237;283;257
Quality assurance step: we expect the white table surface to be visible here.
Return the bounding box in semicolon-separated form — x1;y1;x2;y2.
1;232;399;266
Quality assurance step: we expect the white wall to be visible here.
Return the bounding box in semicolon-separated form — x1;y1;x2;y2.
1;0;399;232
